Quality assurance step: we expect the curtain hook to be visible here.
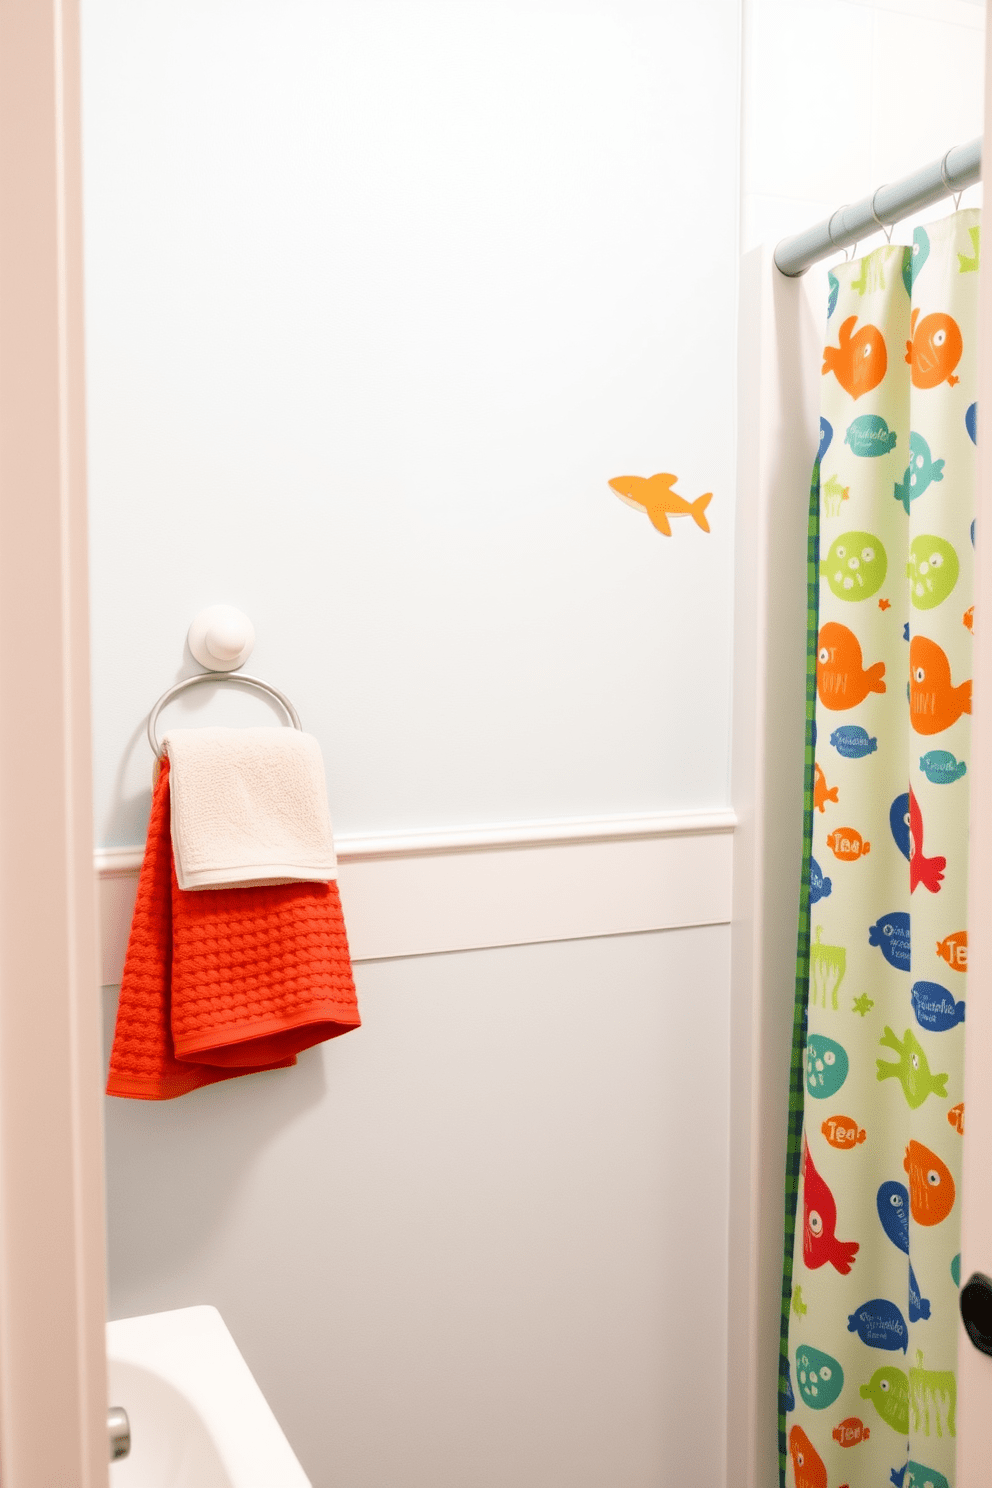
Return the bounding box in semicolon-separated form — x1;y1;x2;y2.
828;204;857;261
941;149;963;211
870;187;894;243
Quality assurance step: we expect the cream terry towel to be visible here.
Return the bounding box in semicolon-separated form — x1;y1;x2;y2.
162;727;338;890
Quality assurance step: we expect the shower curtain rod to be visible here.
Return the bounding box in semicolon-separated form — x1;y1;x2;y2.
774;137;981;277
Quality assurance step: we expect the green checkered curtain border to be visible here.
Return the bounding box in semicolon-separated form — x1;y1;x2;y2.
779;457;820;1485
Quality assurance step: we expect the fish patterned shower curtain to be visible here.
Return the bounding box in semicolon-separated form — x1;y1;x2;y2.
781;210;980;1488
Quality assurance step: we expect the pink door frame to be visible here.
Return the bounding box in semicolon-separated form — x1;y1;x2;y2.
0;2;108;1484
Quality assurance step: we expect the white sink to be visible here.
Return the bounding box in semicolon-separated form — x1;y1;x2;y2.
107;1306;311;1488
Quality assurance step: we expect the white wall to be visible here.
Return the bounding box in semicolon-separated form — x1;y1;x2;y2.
742;0;985;258
81;4;741;1487
82;0;741;852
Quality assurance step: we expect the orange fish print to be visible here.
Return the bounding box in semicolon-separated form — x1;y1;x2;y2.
910;635;971;735
948;1102;965;1135
936;930;968;972
817;623;886;711
814;762;839;814
821;1115;867;1150
822;316;888;400
906;308;963;389
832;1417;870;1447
826;828;870;862
964;606;974;633
904;1139;956;1227
789;1425;828;1488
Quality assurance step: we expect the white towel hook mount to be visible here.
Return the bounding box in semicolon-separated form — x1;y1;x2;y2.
145;606;303;758
188;605;256;672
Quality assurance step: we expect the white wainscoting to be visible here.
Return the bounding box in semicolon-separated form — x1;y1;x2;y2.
94;809;736;983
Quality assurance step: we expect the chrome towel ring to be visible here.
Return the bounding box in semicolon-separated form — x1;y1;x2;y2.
147;672;303;759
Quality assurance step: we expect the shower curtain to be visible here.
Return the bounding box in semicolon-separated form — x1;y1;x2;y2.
781;210;980;1488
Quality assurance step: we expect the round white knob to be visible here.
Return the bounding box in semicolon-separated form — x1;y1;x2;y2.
205;616;247;662
187;605;256;673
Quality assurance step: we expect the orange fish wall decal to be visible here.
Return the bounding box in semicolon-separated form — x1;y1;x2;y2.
822;315;888;400
607;474;712;537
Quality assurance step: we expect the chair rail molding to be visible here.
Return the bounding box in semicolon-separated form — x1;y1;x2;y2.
95;808;736;979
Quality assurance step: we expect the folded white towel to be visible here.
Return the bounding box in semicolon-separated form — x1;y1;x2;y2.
162;727;338;891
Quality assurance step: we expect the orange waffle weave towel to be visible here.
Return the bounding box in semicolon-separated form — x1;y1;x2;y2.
107;756;360;1100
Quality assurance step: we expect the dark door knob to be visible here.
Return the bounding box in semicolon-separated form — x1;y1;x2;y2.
961;1272;992;1356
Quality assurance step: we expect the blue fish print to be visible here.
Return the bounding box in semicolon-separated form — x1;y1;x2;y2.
819;417;833;462
877;1181;910;1253
893;431;945;514
911;980;965;1032
919;750;967;784
810;858;832;904
890;793;911;861
830;726;878;759
869;911;910;970
891;1466;907;1488
967;402;978;446
905;225;930;294
909;1262;931;1322
847;413;897;458
848;1298;908;1354
903;621;910;641
827;271;839;320
783;1359;795;1413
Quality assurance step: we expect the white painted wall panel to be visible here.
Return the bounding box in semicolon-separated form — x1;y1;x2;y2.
104;926;731;1488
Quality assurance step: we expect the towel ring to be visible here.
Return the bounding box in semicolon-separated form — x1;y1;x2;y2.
147;672;303;759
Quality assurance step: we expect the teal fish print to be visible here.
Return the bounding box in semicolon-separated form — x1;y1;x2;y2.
894;432;944;513
846;414;897;458
919;750;966;784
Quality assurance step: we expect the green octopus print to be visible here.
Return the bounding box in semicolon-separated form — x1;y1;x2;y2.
782;211;978;1488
